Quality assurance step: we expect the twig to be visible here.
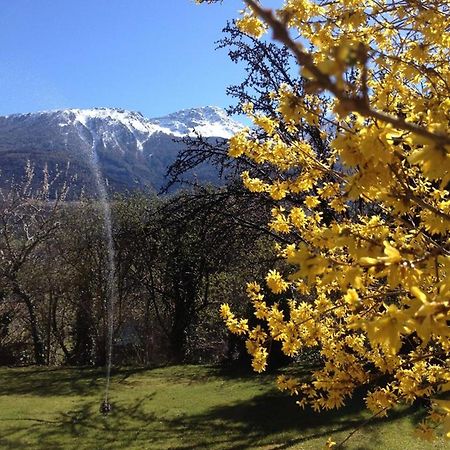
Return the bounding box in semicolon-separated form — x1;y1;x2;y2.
244;0;450;146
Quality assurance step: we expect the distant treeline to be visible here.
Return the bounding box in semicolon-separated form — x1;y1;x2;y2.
0;174;283;367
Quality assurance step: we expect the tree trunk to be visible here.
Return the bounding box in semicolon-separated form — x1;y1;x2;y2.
27;301;46;365
51;297;71;361
71;286;95;366
12;283;46;365
169;268;197;362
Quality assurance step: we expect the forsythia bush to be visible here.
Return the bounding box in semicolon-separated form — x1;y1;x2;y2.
203;0;450;442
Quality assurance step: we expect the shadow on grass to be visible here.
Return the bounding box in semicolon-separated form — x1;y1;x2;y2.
0;365;157;397
139;361;317;388
0;363;306;398
0;380;425;450
0;394;157;450
0;366;105;397
162;389;423;450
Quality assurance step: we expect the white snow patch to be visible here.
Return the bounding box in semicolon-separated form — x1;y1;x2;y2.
9;106;244;153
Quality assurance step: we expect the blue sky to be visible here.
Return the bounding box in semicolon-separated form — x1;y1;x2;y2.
0;0;249;118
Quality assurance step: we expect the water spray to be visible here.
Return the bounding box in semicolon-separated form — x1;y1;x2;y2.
75;125;117;416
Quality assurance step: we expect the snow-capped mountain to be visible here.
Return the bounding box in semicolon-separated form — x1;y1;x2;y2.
58;106;242;150
0;106;242;195
152;106;242;139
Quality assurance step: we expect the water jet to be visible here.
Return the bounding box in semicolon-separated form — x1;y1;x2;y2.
75;126;117;413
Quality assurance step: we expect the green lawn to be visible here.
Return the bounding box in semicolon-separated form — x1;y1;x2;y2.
0;365;447;449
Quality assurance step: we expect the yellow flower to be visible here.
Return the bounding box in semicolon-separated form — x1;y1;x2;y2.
434;401;450;438
207;0;450;443
365;305;411;354
251;346;268;372
415;422;435;442
266;270;289;294
268;181;289;200
236;13;266;38
305;195;320;209
289;207;306;228
343;289;359;308
220;304;232;320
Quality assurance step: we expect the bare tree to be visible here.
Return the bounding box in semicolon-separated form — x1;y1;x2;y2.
0;163;69;364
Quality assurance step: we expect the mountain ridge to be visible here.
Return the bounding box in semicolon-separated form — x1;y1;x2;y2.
4;105;242;139
0;106;241;195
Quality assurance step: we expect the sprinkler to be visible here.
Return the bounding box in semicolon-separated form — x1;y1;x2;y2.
100;400;112;415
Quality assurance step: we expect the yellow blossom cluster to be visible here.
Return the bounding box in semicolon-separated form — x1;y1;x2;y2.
204;0;450;442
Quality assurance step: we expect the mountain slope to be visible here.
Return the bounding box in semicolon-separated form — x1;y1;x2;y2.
0;106;242;195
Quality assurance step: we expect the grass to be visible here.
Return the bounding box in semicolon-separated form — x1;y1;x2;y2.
0;364;447;449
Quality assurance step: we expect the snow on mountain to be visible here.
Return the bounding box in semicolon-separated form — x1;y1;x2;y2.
0;106;243;194
20;105;242;153
152;106;243;139
59;108;158;152
4;105;243;151
66;105;239;136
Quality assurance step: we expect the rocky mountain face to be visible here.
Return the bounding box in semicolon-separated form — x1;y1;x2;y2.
0;106;242;196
